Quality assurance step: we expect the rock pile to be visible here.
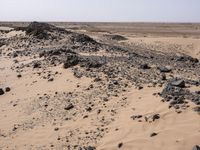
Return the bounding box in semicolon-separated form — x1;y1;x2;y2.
161;78;200;109
16;22;70;39
71;33;98;45
104;34;127;41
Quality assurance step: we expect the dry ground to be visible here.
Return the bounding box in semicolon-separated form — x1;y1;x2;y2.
0;22;200;150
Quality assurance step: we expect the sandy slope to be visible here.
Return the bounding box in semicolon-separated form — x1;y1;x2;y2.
97;87;200;150
1;56;200;149
0;57;93;149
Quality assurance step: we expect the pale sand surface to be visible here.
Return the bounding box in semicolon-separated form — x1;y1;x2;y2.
126;37;200;58
98;87;200;150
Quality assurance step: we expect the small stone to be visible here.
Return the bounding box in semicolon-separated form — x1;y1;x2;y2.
13;104;17;107
84;146;96;150
150;132;158;137
159;66;171;73
103;97;109;102
85;107;92;112
17;74;22;78
131;115;143;120
138;86;143;90
171;79;185;88
118;143;123;148
64;103;74;110
140;64;150;69
48;78;54;82
33;62;41;68
94;77;101;82
12;126;17;131
0;88;5;95
152;114;160;121
54;127;59;131
161;74;166;80
5;87;11;92
83;115;88;119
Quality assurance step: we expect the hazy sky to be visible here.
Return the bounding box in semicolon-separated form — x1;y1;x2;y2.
1;0;200;22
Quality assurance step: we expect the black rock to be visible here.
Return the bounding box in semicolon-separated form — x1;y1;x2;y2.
176;56;199;63
64;103;74;110
39;52;45;58
0;88;5;95
118;143;123;148
192;145;200;150
150;132;158;137
5;87;11;92
54;127;59;131
12;52;18;58
161;84;188;98
161;74;167;80
140;63;150;69
159;66;171;73
48;78;54;82
138;86;143;90
17;74;22;78
131;115;143;120
103;97;109;102
84;146;96;150
170;96;185;105
33;62;41;68
94;77;102;82
85;107;92;112
152;114;160;121
12;126;18;131
113;80;119;85
170;79;185;88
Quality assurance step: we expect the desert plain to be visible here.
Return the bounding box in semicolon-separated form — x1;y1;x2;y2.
0;22;200;150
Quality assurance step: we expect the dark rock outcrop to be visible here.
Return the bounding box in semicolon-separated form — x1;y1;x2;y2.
16;22;69;39
71;34;98;45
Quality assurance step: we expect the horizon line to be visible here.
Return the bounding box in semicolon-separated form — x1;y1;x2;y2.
1;20;200;24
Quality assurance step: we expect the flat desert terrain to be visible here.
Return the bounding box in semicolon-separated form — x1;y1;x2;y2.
0;22;200;150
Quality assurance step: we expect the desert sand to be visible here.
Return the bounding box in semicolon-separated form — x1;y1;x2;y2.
0;22;200;150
